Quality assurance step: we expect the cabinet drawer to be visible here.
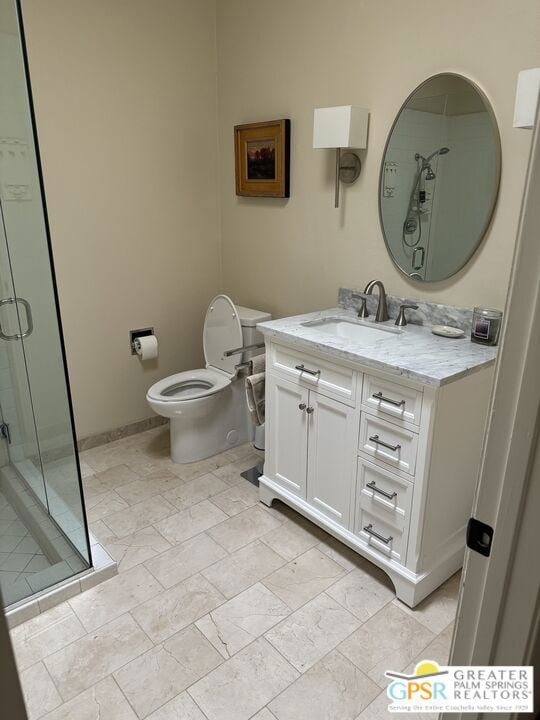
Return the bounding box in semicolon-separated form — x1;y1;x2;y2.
271;344;357;406
354;507;406;563
359;414;419;476
356;458;413;533
362;373;423;427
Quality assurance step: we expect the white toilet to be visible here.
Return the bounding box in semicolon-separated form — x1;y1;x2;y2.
147;295;271;464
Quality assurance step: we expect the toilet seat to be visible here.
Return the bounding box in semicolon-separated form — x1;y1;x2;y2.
147;368;231;403
147;295;244;406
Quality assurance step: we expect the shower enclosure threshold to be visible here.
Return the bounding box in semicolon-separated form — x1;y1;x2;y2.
4;531;117;627
1;463;116;627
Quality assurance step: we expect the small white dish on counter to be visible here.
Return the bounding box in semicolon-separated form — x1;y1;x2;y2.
432;325;465;338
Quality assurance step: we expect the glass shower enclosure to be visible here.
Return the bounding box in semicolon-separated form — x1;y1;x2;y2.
0;0;91;608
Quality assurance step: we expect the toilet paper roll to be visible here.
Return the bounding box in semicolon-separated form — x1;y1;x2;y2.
135;335;158;360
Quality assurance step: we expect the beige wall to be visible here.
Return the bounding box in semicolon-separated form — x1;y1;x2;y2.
21;0;221;438
216;0;540;319
16;0;540;439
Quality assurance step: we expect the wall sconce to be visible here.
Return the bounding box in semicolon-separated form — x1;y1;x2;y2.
313;105;369;208
513;68;540;129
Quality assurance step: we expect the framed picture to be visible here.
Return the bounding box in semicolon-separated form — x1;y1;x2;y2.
234;119;290;198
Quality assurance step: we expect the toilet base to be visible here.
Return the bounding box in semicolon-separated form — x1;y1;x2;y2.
169;380;249;464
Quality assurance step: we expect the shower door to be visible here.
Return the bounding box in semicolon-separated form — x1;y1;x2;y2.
0;0;91;607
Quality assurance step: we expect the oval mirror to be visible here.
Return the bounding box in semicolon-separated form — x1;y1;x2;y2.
379;73;501;282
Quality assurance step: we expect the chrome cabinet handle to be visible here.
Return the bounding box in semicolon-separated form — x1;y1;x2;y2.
366;480;397;500
0;297;33;341
298;403;306;411
295;364;321;377
306;406;315;414
363;523;393;544
372;391;405;407
369;434;401;452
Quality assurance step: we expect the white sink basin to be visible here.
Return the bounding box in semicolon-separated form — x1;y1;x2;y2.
302;317;400;343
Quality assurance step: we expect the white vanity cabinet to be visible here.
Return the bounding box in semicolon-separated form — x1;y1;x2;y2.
260;338;494;607
265;373;359;527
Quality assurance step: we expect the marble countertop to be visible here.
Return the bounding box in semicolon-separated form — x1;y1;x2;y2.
257;307;498;386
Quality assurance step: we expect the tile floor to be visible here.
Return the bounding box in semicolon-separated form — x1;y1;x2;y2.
10;425;459;720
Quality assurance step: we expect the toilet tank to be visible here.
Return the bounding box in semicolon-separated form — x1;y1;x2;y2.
236;305;272;361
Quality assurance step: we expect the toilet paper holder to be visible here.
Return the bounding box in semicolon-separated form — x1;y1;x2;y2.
130;327;155;355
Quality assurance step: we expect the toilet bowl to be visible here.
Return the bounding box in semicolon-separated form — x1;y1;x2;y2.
147;295;271;464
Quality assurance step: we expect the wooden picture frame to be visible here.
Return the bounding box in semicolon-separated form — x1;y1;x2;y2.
234;119;290;198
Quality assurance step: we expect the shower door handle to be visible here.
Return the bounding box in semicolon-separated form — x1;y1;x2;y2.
0;297;34;340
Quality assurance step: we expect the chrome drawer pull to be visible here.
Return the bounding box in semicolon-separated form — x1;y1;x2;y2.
372;391;405;407
363;523;393;544
369;434;401;452
295;363;321;377
367;480;397;500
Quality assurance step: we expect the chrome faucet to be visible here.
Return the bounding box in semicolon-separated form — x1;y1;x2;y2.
364;280;389;322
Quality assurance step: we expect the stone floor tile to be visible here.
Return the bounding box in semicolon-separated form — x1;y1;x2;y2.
103;525;171;573
326;565;395;622
115;471;185;506
114;625;223;718
86;490;129;523
265;592;361;672
68;565;162;631
145;532;227;589
188;637;298;720
103;495;176;538
44;613;152;701
356;687;439;720
210;481;261;517
20;662;63;719
262;547;345;610
260;515;327;562
155;500;228;545
83;465;140;496
131;572;224;644
392;572;461;634
250;709;278;720
88;520;118;546
201;539;286;598
409;620;455;667
196;582;290;658
11;602;86;672
168;454;234;483
207;506;284;553
338;603;435;688
146;691;206;720
41;676;137;720
316;536;367;571
162;473;229;511
210;456;261;486
269;650;380;720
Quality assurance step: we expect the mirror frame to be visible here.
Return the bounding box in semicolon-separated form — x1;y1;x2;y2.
378;72;502;283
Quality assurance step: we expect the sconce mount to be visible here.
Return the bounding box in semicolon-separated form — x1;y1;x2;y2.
313;105;369;209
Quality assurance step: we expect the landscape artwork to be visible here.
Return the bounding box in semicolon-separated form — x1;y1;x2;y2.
246;139;276;180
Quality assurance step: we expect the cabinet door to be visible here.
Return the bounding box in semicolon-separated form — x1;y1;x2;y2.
306;392;359;527
265;373;308;498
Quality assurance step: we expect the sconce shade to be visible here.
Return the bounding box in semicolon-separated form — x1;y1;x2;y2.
313;105;369;148
513;68;540;129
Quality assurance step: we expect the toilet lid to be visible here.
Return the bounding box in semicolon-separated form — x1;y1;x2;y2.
203;295;243;378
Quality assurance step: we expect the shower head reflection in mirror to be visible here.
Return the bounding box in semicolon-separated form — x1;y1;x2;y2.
402;147;451;248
